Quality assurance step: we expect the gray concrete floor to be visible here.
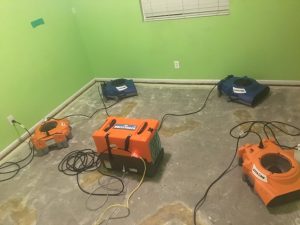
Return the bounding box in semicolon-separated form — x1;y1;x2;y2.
1;82;300;225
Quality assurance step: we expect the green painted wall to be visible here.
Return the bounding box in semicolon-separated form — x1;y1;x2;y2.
0;0;91;150
72;0;300;80
1;0;300;150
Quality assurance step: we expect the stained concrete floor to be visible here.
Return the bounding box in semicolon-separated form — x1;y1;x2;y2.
1;82;300;225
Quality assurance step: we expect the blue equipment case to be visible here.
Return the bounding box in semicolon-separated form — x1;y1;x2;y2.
101;79;138;101
218;75;270;106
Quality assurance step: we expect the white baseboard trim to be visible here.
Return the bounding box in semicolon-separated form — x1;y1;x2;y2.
95;77;300;86
95;78;219;85
2;76;300;159
0;79;96;160
259;80;300;86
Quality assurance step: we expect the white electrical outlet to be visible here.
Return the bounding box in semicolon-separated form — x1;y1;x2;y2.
7;115;15;125
174;60;180;69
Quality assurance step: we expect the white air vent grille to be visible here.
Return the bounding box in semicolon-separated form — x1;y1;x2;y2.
141;0;229;21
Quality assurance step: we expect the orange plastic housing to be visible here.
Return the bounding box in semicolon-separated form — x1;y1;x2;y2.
31;119;71;151
238;139;300;206
93;116;160;163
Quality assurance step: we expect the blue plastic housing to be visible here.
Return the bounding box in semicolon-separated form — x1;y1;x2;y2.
218;75;270;106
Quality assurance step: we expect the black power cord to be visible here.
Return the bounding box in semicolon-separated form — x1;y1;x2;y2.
1;84;118;182
0;120;34;182
230;121;300;150
98;84;110;117
58;149;125;196
49;84;117;120
158;84;217;131
193;120;300;225
52;101;118;120
193;137;241;225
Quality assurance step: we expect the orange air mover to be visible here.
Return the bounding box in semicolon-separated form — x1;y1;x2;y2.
238;139;300;206
31;119;72;155
92;116;164;177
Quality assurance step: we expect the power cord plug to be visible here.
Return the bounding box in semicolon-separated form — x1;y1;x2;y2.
12;120;27;130
239;131;246;138
0;120;34;182
295;145;300;164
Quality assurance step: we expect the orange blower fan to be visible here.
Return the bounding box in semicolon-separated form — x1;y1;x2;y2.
31;119;72;156
238;139;300;206
93;116;164;177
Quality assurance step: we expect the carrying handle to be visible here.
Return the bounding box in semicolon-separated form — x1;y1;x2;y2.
137;122;148;135
104;119;116;132
105;133;113;160
124;135;131;151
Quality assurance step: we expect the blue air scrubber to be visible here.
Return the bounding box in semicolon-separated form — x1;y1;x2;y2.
101;79;138;101
218;75;270;106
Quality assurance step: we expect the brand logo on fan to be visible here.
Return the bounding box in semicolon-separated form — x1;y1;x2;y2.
113;124;136;130
233;87;246;94
252;164;268;182
116;85;128;91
